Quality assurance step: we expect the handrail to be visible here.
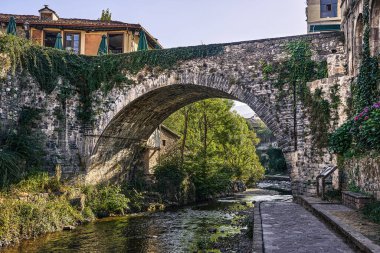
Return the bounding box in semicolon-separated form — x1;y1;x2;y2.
316;165;338;199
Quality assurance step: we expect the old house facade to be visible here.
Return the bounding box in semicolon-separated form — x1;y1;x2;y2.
307;0;342;33
143;125;180;175
0;5;162;55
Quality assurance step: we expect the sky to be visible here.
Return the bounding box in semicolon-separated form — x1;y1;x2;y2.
1;0;307;117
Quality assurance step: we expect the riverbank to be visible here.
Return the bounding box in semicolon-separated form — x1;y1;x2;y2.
0;173;249;249
0;173;159;248
1;188;290;252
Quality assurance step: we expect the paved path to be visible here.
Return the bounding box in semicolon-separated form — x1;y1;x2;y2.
260;202;355;253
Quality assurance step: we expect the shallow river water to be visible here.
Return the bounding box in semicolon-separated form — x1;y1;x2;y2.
2;189;292;253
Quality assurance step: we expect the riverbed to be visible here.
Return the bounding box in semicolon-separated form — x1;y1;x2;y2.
1;189;292;253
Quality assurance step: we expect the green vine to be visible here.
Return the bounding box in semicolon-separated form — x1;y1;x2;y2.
260;60;273;81
330;0;380;157
353;0;379;112
0;35;224;125
310;89;331;149
267;40;330;150
329;84;341;128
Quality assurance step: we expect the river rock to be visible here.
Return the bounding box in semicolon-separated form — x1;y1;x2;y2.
208;228;217;233
63;225;76;231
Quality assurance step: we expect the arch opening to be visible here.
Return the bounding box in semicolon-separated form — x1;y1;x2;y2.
86;83;290;184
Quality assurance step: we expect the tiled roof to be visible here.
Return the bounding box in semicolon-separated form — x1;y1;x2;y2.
0;13;162;48
0;13;141;29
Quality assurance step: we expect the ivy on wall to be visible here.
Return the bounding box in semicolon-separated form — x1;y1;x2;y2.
0;107;45;187
0;35;224;125
352;0;379;112
329;84;341;128
263;40;331;150
329;0;380;157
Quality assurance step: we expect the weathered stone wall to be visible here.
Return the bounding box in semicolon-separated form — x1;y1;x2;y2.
339;0;380;198
342;154;380;200
0;32;348;195
0;74;84;177
341;0;380;75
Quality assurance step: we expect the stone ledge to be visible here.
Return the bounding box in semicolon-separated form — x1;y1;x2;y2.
295;196;380;253
253;202;264;253
342;191;373;210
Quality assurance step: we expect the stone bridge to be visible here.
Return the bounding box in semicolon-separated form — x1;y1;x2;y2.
0;31;349;195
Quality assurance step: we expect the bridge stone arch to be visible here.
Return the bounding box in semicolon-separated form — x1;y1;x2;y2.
80;32;345;191
86;74;290;183
0;31;346;195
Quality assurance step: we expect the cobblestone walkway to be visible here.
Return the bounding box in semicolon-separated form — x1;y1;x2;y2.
261;202;355;253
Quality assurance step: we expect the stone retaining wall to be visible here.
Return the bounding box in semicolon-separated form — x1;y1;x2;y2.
342;154;380;200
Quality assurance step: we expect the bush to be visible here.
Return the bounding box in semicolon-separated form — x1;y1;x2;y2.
362;201;380;224
10;172;61;194
123;189;145;212
82;207;96;221
84;185;130;217
329;121;353;155
0;197;83;246
155;156;239;202
192;170;232;200
154;155;193;203
155;160;187;194
329;102;380;156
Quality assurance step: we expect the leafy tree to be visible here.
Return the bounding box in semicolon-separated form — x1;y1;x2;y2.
249;118;274;143
100;8;112;22
163;99;265;199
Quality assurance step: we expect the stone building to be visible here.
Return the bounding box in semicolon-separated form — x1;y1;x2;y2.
341;0;380;75
143;125;180;175
0;5;161;55
307;0;342;33
339;0;380;200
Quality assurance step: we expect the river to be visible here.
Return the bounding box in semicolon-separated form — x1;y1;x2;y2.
2;189;292;253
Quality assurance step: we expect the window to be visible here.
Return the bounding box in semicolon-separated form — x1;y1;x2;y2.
65;33;80;54
44;31;59;48
108;33;124;54
162;140;166;147
321;0;338;18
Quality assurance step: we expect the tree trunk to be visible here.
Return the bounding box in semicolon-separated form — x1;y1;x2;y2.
180;108;189;165
202;103;208;167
